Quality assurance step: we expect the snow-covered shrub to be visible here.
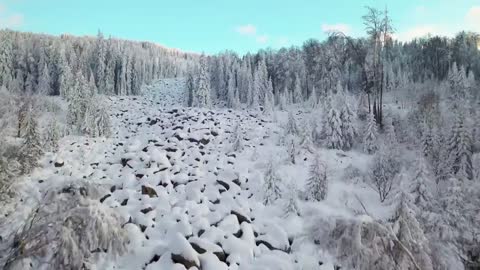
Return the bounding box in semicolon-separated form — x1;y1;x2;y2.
0;143;20;203
306;212;431;270
2;184;128;270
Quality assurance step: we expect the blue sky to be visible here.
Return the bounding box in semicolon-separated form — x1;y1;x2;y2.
1;0;479;54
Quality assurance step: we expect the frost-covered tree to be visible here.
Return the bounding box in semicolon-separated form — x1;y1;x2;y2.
324;94;343;149
283;183;300;217
2;184;128;270
409;156;434;210
285;111;299;136
308;85;318;109
447;112;473;180
370;144;401;202
44;117;60;152
299;121;314;153
83;97;111;137
192;57;212;108
306;154;328;201
263;160;282;205
67;72;89;133
391;193;434;270
363;110;378;154
19;107;43;174
293;74;303;103
226;71;239;109
339;96;357;150
37;63;51;95
288;138;296;164
263;78;274;114
0;143;20;202
231;123;244;152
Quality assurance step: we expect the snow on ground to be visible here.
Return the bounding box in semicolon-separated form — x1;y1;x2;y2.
1;78;389;270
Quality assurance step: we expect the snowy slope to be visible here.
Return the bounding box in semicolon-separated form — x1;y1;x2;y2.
1;78;388;270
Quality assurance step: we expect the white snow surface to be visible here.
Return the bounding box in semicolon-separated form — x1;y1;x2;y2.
1;78;388;270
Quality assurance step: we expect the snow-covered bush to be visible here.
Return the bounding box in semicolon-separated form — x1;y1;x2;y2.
2;184;128;270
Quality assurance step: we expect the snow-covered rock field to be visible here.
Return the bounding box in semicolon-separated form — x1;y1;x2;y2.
1;78;387;270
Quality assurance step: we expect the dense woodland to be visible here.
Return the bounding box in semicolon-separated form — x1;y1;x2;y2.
1;6;480;270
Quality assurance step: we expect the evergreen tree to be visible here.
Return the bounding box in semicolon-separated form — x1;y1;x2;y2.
37;63;51;95
0;30;14;89
392;193;434;270
263;160;282;205
263;78;274;114
226;71;238;108
285;111;299;136
299;120;314;153
288;138;296;164
447;113;473;180
363;110;378;154
324;94;343;149
308;85;318;109
44;117;60;152
340;96;357;150
306;154;328;201
293;74;303;103
231;123;244;152
20;107;43;174
283;183;300;217
192;57;211;108
409;156;434;210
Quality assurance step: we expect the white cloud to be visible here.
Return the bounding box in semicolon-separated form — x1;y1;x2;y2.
276;36;289;46
394;25;452;41
236;24;257;36
321;23;351;34
0;3;24;29
256;35;269;44
466;6;480;32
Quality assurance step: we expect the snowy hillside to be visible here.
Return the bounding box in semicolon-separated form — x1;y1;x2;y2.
1;77;399;270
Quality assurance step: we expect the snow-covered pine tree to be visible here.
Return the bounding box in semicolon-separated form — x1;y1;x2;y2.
288;138;296;164
308;85;318;109
44;117;60;152
324;93;343;149
263;78;274;114
357;92;369;120
231;123;244;152
391;192;434;270
447;112;473;181
285;111;299;136
95;102;111;137
409;156;434;210
0;30;14;89
306;154;328;201
383;113;397;145
186;72;195;107
67;71;89;133
37;63;51;95
192;57;212;108
299;120;314;153
226;71;238;108
19;107;43;174
340;95;357;150
283;183;300;217
263;160;282;205
363;110;378;154
293;74;303;104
